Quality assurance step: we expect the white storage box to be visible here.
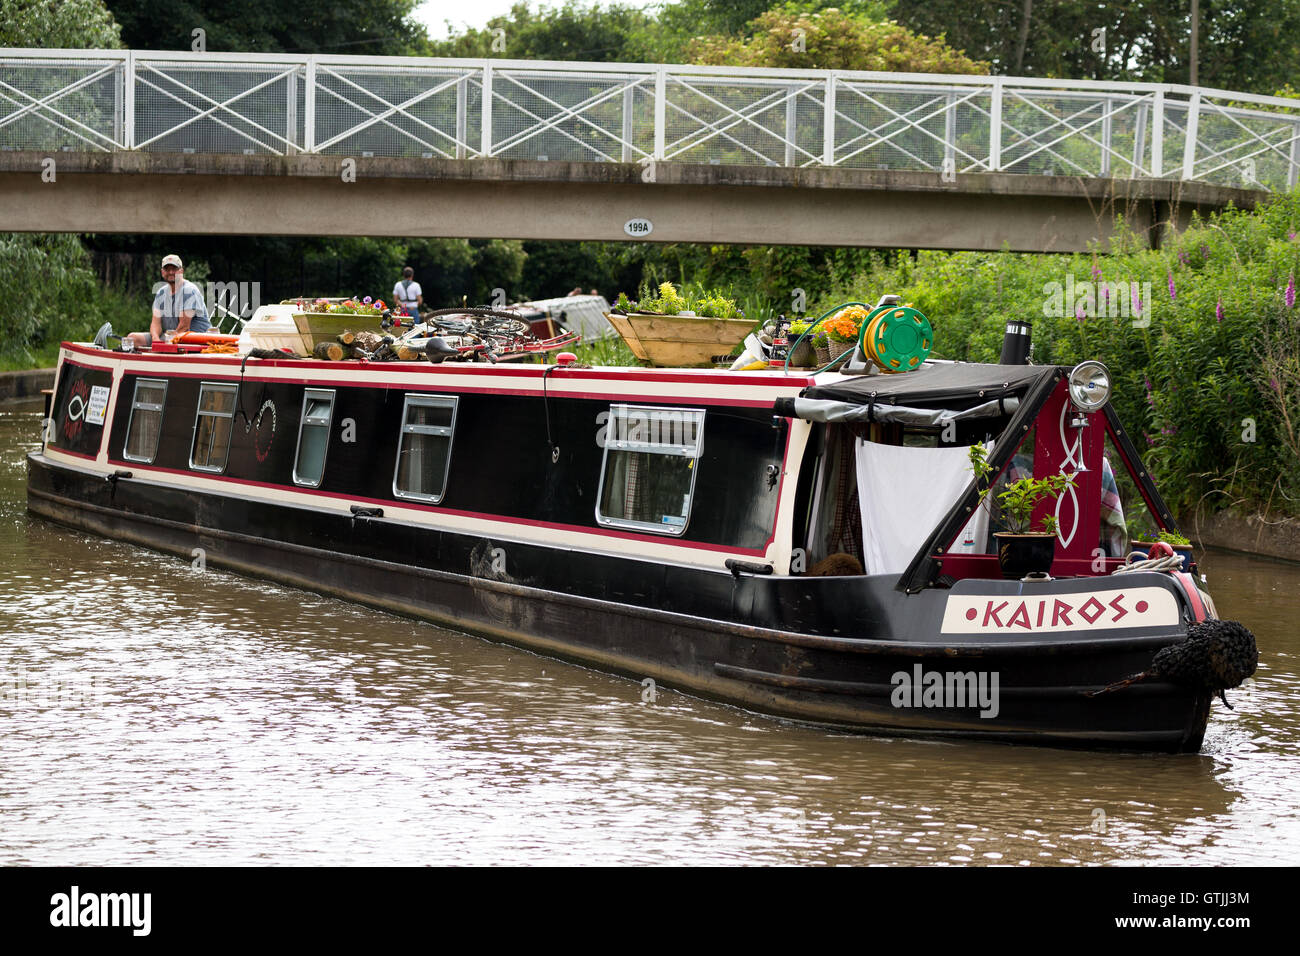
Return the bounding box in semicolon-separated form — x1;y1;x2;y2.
239;305;310;355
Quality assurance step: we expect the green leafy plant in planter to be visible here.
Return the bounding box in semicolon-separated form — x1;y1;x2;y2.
969;443;1074;578
786;319;816;367
1131;527;1194;570
694;290;742;319
629;281;742;319
1134;528;1190;546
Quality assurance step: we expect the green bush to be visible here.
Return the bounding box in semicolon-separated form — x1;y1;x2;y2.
0;233;124;370
805;195;1300;516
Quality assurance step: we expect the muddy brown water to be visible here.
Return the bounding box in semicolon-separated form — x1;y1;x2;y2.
2;402;1297;865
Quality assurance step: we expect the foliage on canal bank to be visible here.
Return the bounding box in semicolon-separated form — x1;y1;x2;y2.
0;234;137;371
798;193;1300;519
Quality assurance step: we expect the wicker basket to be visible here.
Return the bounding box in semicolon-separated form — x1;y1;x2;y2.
787;338;817;368
815;341;853;366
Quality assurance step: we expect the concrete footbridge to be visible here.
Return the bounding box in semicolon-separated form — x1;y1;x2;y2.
2;49;1294;251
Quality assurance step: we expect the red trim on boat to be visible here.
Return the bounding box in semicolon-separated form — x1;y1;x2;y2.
59;342;816;387
47;447;99;462
96;457;777;557
1173;571;1208;622
93;369;780;407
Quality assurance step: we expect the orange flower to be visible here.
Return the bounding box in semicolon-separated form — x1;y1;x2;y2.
823;315;862;342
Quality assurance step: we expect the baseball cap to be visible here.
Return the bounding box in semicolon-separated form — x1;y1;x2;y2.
161;254;183;268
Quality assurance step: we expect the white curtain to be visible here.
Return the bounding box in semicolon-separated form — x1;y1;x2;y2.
855;439;980;575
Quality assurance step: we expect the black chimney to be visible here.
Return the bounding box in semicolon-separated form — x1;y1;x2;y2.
998;320;1032;365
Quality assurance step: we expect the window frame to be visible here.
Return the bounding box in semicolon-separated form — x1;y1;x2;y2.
292;388;336;488
121;377;168;465
392;393;459;504
595;403;706;536
189;381;239;474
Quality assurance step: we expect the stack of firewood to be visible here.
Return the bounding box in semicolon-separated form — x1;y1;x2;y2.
311;330;420;361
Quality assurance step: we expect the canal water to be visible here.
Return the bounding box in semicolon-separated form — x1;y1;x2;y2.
2;401;1297;866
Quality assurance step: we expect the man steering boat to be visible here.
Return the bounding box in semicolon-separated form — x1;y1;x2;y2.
125;254;210;349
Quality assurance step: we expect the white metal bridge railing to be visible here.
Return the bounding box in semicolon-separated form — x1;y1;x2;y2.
3;48;1299;190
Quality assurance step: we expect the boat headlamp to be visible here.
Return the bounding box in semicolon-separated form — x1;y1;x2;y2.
1068;361;1111;412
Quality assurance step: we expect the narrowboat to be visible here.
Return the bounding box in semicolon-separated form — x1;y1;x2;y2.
26;304;1256;751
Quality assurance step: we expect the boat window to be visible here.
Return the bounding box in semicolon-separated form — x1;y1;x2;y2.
122;378;167;464
393;394;458;503
293;389;335;488
190;382;238;473
1102;431;1152;557
596;404;706;535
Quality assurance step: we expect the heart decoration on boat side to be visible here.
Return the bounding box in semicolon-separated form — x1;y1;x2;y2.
253;398;277;462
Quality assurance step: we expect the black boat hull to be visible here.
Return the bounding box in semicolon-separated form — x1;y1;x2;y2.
28;452;1212;751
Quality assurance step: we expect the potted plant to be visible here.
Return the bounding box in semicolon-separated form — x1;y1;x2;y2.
786;319;817;367
291;296;390;353
604;282;754;366
1131;528;1194;570
816;307;865;366
970;444;1073;579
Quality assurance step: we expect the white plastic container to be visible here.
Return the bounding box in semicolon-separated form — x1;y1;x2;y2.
239;305;310;355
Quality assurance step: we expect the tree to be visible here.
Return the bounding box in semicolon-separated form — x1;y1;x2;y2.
1;0;126;367
687;6;991;73
429;2;655;61
0;0;123;48
102;0;427;55
890;0;1300;94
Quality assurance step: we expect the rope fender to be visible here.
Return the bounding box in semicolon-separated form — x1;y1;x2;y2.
1085;619;1259;708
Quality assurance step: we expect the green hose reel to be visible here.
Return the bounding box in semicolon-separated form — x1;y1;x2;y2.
859;304;933;372
782;300;934;374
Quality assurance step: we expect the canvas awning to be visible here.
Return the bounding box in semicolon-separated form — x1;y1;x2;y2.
799;361;1057;410
775;395;1019;426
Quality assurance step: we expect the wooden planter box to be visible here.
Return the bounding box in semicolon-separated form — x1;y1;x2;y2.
292;312;384;353
605;311;754;367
